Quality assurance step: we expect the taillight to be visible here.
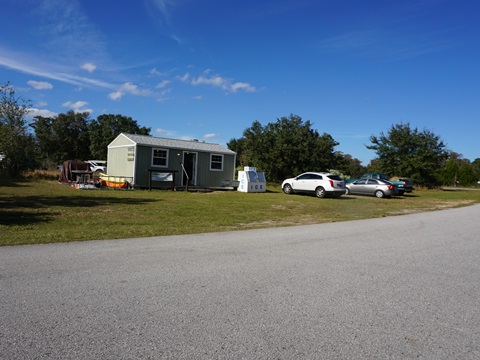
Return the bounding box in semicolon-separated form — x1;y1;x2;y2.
329;180;334;187
388;185;393;190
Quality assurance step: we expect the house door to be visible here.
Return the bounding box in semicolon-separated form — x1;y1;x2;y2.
182;152;197;186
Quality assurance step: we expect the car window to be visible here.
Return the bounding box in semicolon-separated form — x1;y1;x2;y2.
327;175;342;181
312;174;322;180
355;179;366;185
297;174;310;180
367;179;378;184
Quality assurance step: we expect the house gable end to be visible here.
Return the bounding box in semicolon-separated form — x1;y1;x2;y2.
108;133;137;148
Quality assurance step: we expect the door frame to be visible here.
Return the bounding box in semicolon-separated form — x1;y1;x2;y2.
182;151;198;186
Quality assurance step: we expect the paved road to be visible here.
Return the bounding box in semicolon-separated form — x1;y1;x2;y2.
1;205;479;359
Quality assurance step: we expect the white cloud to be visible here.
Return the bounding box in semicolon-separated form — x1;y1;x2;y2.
155;128;180;137
62;100;92;114
33;1;107;61
170;34;183;45
190;72;256;93
150;0;174;17
121;82;140;94
147;0;179;28
191;75;224;87
156;80;170;88
177;73;190;82
108;82;151;101
150;67;176;77
34;101;48;107
203;133;218;139
0;49;115;89
231;82;256;93
150;67;164;76
27;108;58;118
81;62;96;73
108;91;123;101
27;80;53;90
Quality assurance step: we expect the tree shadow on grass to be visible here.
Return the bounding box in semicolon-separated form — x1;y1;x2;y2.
0;210;57;226
0;179;30;188
0;195;159;226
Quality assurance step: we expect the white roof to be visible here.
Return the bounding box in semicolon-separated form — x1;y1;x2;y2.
117;133;236;155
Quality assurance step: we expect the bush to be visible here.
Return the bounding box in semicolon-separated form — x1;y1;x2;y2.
23;168;60;181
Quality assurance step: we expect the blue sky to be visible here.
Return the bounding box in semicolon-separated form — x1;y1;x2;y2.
1;0;479;164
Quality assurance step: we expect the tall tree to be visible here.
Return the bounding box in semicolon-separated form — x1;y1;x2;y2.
0;83;36;177
32;111;91;163
442;152;479;186
55;111;92;161
334;152;366;178
89;114;150;160
31;115;57;167
458;163;478;186
226;137;247;169
441;158;459;186
367;122;448;187
472;158;480;180
228;114;339;182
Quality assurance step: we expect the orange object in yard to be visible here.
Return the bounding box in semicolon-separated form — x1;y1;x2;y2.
99;173;128;189
100;180;127;188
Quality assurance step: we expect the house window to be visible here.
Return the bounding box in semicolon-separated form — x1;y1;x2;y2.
210;154;223;171
152;148;168;167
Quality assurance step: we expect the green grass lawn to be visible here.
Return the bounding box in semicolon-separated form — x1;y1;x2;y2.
1;179;479;246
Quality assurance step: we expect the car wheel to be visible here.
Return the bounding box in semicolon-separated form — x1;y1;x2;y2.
398;190;405;196
315;186;326;198
345;188;351;195
374;190;385;198
283;184;293;194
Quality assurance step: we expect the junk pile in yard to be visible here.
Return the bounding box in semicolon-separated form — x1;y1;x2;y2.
58;161;94;188
58;160;131;190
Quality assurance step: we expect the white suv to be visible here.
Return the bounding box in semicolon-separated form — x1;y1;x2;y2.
282;172;346;198
87;160;107;174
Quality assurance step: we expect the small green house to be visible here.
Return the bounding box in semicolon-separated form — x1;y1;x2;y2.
107;133;237;189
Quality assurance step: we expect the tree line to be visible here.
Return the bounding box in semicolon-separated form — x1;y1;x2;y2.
1;82;479;186
228;115;480;187
0;83;149;177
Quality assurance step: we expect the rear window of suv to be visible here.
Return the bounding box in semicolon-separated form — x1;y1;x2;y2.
327;175;343;181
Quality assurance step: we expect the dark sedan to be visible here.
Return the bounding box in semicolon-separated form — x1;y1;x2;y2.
345;178;398;198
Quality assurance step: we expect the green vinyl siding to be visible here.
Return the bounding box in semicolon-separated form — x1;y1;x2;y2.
107;133;236;188
195;153;235;187
133;146;154;186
